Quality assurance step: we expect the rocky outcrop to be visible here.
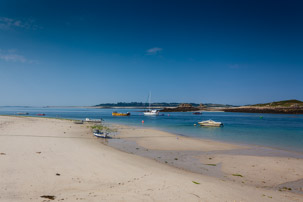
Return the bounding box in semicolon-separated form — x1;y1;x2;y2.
178;103;193;108
160;107;200;112
160;103;200;112
198;103;205;109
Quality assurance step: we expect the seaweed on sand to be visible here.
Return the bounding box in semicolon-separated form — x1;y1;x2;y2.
232;173;243;177
40;195;55;200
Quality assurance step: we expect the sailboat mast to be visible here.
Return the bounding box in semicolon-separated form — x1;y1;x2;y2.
149;91;151;110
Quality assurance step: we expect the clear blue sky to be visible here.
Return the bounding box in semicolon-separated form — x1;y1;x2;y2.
0;0;302;106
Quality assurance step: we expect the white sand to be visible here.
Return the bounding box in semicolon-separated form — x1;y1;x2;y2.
200;154;303;187
0;116;302;201
112;125;247;151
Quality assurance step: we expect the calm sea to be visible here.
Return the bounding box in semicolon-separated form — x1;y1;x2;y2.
1;106;303;153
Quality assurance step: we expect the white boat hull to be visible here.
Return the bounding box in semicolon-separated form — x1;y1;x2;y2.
199;123;222;127
143;112;159;116
93;132;108;138
143;110;159;116
198;120;223;127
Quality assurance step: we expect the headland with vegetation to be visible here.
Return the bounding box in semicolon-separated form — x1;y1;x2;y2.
223;99;303;114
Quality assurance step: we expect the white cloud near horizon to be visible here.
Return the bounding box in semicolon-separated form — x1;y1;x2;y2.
0;50;37;64
0;17;41;31
146;47;163;55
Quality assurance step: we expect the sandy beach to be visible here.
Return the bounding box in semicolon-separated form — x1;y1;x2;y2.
0;116;302;201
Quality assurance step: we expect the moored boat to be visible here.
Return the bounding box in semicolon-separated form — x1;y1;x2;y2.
37;113;45;116
143;92;159;116
112;111;131;116
143;109;159;116
198;120;223;127
193;112;202;115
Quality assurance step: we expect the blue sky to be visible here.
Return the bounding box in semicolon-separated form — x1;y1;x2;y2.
0;0;302;106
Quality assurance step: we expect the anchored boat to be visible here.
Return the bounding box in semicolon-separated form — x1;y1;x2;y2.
143;92;159;116
144;109;159;116
198;120;223;127
112;112;131;116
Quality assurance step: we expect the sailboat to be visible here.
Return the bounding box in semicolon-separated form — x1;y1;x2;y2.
143;92;159;116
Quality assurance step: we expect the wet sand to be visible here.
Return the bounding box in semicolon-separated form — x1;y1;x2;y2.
0;116;302;201
107;124;303;195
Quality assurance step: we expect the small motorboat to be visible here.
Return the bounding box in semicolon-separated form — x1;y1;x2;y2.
37;113;45;116
193;112;202;115
93;129;108;138
112;111;131;116
198;120;223;127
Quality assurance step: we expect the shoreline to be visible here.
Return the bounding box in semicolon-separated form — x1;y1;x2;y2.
1;115;302;201
108;122;303;160
159;128;303;157
106;120;303;155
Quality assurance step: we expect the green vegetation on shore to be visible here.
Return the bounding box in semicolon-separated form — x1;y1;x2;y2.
251;99;303;107
225;99;303;114
232;173;243;177
90;124;117;133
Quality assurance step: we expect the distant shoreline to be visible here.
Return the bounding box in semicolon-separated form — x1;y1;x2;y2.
4;99;303;114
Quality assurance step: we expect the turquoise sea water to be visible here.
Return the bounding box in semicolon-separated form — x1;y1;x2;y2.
1;106;303;153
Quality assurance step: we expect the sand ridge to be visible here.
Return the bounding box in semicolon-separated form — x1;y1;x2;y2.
111;124;247;151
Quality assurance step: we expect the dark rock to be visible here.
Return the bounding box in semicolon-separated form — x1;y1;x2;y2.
160;107;200;112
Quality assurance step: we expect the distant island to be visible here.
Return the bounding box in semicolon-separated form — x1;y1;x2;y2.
94;100;303;114
95;102;189;108
94;102;234;112
223;99;303;114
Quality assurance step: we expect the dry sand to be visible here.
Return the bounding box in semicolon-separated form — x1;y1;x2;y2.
0;116;302;201
199;154;303;188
